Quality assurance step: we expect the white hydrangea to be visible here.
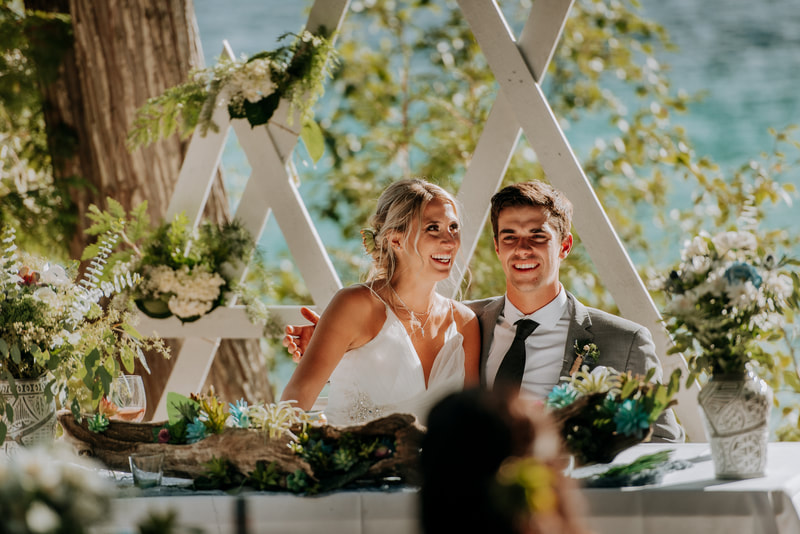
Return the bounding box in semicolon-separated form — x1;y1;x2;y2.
39;263;70;287
712;230;757;257
681;235;709;260
763;272;794;302
142;265;226;319
168;296;214;318
229;58;275;103
664;291;697;316
725;280;761;309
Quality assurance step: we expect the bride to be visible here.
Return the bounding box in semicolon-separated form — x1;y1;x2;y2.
280;179;480;425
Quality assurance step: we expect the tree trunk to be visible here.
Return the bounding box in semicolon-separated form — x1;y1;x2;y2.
27;0;273;415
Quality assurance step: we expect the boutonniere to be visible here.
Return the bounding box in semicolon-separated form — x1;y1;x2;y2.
569;340;600;376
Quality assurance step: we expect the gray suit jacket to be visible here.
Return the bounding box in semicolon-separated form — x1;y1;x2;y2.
467;292;684;443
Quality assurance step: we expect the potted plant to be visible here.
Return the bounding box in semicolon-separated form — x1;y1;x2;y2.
655;227;800;478
0;225;169;453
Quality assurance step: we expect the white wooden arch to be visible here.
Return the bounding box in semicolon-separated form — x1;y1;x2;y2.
140;0;702;439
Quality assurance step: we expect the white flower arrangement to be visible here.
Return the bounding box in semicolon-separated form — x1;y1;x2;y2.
127;30;338;163
0;225;169;441
140;264;226;320
0;444;114;533
654;228;800;379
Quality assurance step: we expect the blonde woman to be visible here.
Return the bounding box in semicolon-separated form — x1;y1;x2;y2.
280;179;480;425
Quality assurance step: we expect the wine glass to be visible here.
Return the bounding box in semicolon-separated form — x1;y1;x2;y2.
108;375;146;422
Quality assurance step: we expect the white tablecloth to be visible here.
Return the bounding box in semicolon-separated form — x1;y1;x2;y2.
96;443;800;534
583;442;800;534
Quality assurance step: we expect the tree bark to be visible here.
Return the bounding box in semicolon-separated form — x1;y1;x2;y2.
27;0;273;416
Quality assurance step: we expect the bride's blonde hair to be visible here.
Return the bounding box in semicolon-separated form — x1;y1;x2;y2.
363;178;461;284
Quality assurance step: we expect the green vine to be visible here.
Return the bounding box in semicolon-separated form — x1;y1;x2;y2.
127;29;338;162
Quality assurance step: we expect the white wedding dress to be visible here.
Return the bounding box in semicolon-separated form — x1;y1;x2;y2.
323;297;466;427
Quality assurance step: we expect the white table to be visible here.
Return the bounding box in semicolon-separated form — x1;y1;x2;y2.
97;443;800;534
583;442;800;534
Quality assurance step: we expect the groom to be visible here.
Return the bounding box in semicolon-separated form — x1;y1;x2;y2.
469;181;682;442
284;180;684;442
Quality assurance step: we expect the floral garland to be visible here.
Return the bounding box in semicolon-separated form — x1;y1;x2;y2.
127;30;338;163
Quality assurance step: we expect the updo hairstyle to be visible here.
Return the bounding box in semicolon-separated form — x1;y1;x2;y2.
364;178;460;282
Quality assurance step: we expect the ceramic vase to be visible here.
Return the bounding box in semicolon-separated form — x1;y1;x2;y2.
697;370;772;479
1;375;57;456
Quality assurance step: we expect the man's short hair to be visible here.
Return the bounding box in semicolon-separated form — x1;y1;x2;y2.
490;181;573;240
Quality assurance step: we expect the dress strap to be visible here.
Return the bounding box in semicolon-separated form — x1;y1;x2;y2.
359;282;390;308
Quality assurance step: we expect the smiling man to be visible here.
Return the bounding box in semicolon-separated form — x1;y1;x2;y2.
468;181;683;442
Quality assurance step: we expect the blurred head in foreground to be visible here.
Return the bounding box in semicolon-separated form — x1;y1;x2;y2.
420;388;590;534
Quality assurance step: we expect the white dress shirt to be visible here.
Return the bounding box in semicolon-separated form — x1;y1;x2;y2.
485;286;570;399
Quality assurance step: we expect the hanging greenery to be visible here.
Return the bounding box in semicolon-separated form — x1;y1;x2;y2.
126;29;338;162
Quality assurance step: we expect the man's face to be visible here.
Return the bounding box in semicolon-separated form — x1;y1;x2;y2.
493;205;572;309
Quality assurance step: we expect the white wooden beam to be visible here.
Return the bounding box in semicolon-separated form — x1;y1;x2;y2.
445;0;572;296
150;0;351;420
456;0;702;440
165;42;236;225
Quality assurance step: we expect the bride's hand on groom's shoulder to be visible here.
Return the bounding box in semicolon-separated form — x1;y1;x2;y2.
282;307;320;362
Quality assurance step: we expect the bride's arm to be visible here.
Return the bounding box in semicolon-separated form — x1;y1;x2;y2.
280;286;379;410
454;301;481;387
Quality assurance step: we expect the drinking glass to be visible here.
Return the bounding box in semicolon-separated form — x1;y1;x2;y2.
109;375;146;422
129;452;164;488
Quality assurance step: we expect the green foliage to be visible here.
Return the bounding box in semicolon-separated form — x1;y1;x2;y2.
87;413;110;433
85;200;273;326
0;225;168;425
290;428;393;493
127;30;338;163
247;460;283;490
0;4;77;254
193;456;246;491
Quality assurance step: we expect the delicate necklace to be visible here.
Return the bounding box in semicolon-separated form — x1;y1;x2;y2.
388;283;434;334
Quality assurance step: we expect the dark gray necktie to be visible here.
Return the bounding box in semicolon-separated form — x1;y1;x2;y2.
494;318;539;391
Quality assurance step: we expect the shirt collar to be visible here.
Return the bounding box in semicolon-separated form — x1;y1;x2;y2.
502;285;567;330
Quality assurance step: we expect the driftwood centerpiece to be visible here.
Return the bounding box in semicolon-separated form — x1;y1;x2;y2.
57;410;426;490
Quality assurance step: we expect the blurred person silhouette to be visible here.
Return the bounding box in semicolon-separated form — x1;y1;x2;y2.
420;387;592;534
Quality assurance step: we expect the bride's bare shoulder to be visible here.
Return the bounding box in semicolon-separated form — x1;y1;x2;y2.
328;283;386;317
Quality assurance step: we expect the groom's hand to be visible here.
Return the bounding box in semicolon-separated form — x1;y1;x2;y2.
282;306;319;362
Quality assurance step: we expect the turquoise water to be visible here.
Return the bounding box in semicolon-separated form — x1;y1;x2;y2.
193;0;800;259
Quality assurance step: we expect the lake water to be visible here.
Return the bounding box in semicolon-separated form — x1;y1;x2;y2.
193;0;800;256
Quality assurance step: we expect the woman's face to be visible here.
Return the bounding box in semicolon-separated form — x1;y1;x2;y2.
395;198;461;282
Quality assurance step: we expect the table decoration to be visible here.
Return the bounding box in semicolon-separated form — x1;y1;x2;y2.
58;390;425;495
655;227;800;478
84;200;271;329
0;225;169;453
546;365;681;465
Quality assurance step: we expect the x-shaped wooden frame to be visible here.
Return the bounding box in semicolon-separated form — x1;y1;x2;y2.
141;0;700;438
141;0;350;420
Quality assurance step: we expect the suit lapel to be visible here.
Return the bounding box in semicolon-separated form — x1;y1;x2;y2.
474;296;505;388
560;292;594;377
